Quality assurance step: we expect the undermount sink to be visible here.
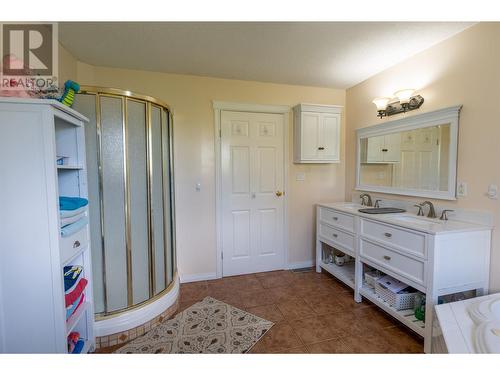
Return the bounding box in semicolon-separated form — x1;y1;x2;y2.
337;203;363;209
358;207;406;214
391;215;440;225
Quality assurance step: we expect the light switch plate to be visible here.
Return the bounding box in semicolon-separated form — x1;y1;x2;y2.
296;172;305;181
457;182;467;197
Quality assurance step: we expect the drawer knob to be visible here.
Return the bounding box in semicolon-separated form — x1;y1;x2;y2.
384;232;392;238
383;255;391;261
333;217;338;221
73;240;81;249
332;233;338;238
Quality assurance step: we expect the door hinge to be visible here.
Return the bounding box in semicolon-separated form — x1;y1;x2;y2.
221;252;224;260
219;129;222;138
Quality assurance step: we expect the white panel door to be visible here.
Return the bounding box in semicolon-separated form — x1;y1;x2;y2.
221;111;285;276
320;113;340;161
300;112;320;160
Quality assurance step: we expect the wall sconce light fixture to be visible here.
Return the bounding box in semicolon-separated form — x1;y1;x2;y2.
372;89;424;118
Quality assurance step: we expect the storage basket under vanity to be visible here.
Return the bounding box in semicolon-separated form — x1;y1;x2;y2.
375;277;418;310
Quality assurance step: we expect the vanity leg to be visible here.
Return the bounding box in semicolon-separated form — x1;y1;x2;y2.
354;257;362;303
424;291;438;354
315;239;322;273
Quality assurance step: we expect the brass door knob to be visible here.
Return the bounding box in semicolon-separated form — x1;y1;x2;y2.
276;191;283;197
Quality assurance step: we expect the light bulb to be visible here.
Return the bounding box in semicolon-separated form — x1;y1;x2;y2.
394;89;415;104
372;97;391;111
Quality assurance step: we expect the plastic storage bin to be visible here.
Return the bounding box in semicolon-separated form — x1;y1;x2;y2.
364;270;383;288
375;281;418;310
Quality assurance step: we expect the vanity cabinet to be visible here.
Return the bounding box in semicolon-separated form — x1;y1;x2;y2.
316;203;491;353
293;103;342;163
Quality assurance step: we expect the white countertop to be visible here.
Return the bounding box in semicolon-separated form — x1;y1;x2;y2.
318;202;492;235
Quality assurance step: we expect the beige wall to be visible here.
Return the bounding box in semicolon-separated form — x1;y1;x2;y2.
63;59;345;279
346;22;500;291
58;44;78;85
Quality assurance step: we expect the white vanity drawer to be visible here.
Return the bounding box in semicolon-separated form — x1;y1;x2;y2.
360;239;425;286
319;207;355;233
318;223;355;252
360;219;426;258
60;224;89;264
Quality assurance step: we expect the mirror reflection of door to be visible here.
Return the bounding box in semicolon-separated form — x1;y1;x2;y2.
360;124;450;192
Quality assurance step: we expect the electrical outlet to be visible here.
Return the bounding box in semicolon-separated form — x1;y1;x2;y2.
488;184;498;199
457;182;467;197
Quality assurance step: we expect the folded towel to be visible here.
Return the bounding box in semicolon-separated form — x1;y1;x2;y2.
61;211;86;227
59;196;88;211
67;332;80;353
71;339;85;354
60;216;88;238
64;265;83;293
66;293;84;320
65;278;88;307
60;206;87;219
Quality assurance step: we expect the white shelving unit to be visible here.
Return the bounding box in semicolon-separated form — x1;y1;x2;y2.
0;98;94;353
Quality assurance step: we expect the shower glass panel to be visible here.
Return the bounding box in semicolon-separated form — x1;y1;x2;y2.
74;88;176;317
127;100;149;305
151;105;165;294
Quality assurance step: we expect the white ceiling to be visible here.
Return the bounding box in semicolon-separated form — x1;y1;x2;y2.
59;22;474;89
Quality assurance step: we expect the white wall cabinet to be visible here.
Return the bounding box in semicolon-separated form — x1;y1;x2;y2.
366;133;401;163
293;103;342;163
0;98;94;353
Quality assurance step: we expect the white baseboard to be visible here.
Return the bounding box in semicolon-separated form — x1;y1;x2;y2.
285;260;314;270
180;272;219;283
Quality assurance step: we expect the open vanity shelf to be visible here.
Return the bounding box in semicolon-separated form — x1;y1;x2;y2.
316;202;491;353
319;258;356;290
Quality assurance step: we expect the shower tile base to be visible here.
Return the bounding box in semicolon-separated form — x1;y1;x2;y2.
94;298;179;351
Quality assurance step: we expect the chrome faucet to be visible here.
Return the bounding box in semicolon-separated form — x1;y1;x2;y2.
414;204;424;216
360;193;373;206
440;209;454;221
420;201;437;219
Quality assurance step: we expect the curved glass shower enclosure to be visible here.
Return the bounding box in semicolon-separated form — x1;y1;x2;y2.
74;88;176;317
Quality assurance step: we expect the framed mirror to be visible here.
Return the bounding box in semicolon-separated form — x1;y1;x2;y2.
356;105;462;200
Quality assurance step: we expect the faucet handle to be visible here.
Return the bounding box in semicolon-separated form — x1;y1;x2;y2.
414;204;424;216
374;199;382;208
440;209;454;221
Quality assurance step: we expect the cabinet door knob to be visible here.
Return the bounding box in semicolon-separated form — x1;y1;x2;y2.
382;148;388;152
383;255;391;261
318;147;325;150
384;232;392;238
275;191;283;197
73;240;81;248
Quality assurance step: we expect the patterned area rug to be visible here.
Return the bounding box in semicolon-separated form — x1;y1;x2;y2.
115;296;274;354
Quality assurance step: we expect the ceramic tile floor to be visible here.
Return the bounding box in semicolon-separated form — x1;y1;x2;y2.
180;269;424;354
98;269;423;354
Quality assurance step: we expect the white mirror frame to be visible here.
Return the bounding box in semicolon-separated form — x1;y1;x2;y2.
355;105;462;200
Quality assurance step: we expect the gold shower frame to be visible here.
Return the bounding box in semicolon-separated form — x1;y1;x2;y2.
78;86;177;320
